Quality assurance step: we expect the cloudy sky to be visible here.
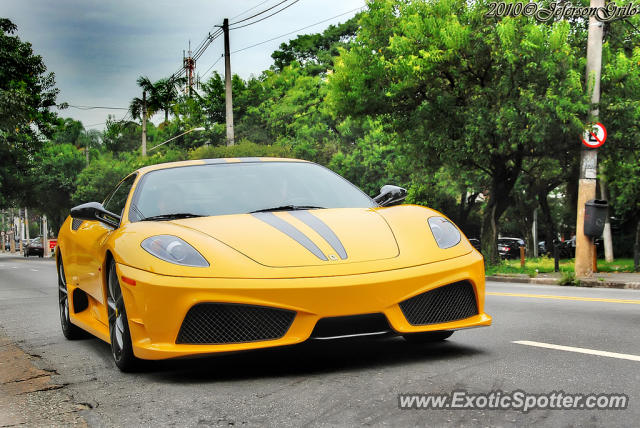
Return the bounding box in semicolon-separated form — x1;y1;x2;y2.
4;0;364;129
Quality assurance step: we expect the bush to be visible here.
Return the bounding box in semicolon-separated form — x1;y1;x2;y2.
557;271;580;286
189;140;290;160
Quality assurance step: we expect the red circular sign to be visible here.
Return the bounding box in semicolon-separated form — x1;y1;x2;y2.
582;123;607;148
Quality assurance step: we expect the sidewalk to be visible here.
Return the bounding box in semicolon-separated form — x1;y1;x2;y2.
487;271;640;289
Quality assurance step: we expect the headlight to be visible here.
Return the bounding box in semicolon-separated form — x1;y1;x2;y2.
428;217;461;249
141;235;209;267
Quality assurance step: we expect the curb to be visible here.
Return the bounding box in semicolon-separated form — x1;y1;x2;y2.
486;275;640;290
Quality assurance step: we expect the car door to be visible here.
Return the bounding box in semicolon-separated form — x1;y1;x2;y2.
74;174;136;305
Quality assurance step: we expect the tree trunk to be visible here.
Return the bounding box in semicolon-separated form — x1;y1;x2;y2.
165;108;169;124
457;191;479;234
481;203;499;265
538;189;556;256
480;182;512;265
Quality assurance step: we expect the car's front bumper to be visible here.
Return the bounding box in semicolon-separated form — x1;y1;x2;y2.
116;251;491;360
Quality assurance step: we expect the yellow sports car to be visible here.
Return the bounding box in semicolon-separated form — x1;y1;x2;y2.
57;158;491;371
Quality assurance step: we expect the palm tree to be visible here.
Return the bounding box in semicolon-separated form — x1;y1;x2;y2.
129;76;185;124
155;77;185;123
129;76;159;122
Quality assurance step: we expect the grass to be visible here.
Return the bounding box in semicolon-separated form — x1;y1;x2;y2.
486;256;637;277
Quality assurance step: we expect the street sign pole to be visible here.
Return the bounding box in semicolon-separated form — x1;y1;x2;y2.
575;0;604;278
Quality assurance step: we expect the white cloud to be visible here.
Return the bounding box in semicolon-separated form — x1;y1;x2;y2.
4;0;364;129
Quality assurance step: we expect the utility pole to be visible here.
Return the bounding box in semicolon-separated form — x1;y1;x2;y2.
223;18;235;146
24;207;29;241
141;90;148;157
575;0;604;277
532;208;538;258
85;135;90;165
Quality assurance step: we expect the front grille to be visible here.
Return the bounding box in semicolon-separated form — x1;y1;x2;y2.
311;313;391;338
176;303;296;344
399;281;478;325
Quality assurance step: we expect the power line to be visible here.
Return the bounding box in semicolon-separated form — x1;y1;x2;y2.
230;0;301;30
231;5;365;54
192;28;223;61
231;0;273;20
59;104;128;110
201;54;225;80
230;0;291;25
84;122;107;128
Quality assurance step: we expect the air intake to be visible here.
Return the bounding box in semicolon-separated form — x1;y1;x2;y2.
399;281;478;325
176;303;295;344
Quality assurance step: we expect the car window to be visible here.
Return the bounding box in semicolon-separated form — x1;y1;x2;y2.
103;174;136;217
130;162;376;221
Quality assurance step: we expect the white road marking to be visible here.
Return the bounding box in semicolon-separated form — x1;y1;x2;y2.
514;340;640;362
30;269;38;272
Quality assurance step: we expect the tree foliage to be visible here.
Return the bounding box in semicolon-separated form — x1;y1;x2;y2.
0;18;59;207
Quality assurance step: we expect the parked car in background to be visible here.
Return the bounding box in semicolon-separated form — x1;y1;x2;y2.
23;238;44;257
537;241;547;255
498;237;525;259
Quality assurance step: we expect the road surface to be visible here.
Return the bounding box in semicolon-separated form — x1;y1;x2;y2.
0;254;639;427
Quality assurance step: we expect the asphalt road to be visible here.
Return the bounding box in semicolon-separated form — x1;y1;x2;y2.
1;254;639;427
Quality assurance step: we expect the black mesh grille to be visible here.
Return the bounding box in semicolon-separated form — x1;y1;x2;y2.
399;281;478;325
176;303;296;344
71;218;83;230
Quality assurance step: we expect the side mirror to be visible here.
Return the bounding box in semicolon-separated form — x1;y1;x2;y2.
70;202;121;228
373;185;407;207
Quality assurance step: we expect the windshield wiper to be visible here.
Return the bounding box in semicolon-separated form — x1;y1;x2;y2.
249;205;326;214
141;213;203;221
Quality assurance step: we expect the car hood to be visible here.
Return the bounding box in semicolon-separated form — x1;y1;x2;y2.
170;208;400;267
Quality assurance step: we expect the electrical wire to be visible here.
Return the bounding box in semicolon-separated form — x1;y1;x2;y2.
230;0;301;30
231;0;273;20
230;0;291;25
231;5;365;54
192;29;223;61
59;104;128;110
201;54;225;79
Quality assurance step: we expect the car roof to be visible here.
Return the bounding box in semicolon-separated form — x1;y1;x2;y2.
136;157;308;175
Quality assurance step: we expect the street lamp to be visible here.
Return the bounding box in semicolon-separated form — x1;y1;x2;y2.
147;127;205;152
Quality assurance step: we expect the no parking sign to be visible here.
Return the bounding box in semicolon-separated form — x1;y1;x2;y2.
582;123;607;148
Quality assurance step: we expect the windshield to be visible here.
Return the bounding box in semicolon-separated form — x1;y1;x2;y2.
129;161;376;221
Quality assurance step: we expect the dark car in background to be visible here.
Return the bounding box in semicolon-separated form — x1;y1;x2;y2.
498;237;525;259
23;238;44;257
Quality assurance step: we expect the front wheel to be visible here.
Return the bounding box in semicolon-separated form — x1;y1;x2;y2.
402;331;454;343
107;260;140;372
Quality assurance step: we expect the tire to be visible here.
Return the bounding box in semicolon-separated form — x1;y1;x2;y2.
107;260;140;372
402;331;454;343
58;257;88;340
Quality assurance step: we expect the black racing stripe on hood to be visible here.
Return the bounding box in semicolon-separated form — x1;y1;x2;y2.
289;211;348;260
251;212;328;261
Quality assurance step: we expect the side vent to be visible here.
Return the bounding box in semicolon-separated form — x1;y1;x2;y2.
71;218;84;231
72;288;89;313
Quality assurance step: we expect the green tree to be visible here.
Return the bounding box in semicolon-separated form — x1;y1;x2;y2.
26;143;85;229
102;115;141;154
329;0;588;264
272;16;360;75
0;18;59;206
